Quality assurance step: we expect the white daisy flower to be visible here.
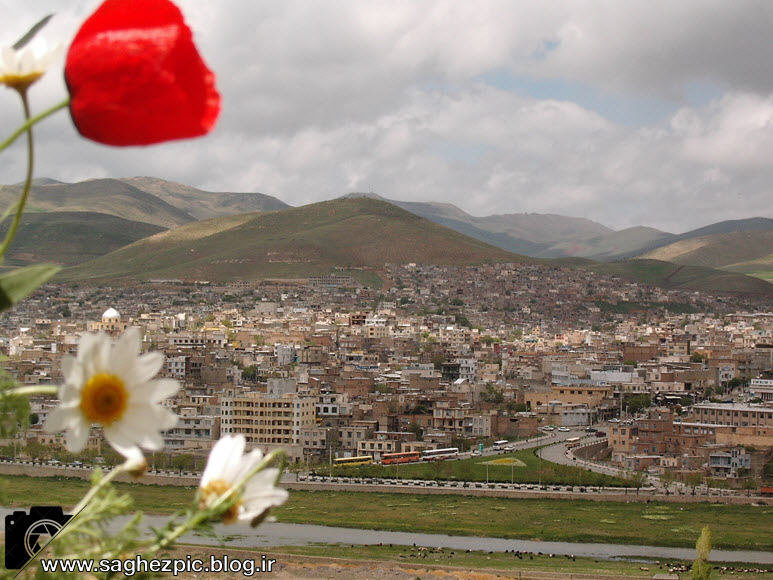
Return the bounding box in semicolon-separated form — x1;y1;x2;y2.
199;435;288;525
0;38;61;93
43;327;179;459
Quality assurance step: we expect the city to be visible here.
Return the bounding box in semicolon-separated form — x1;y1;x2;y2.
2;262;771;498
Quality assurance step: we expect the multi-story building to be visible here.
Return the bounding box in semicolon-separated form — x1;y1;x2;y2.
220;379;316;461
164;407;220;451
708;446;751;478
690;403;773;428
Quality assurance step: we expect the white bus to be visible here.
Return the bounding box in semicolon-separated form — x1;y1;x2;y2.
421;447;459;461
493;440;509;450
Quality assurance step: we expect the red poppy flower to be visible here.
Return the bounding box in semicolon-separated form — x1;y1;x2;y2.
65;0;220;146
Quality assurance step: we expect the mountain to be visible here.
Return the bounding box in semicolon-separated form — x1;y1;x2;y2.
122;177;290;220
340;195;773;269
60;198;525;284
0;179;195;228
1;177;290;228
0;212;165;266
536;226;675;260
342;193;612;256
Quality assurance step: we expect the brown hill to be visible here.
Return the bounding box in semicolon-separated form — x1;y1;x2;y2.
61;198;526;284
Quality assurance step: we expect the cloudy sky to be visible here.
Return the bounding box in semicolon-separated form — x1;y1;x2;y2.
2;1;773;233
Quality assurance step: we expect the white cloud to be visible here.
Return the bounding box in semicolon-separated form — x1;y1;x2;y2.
2;1;773;234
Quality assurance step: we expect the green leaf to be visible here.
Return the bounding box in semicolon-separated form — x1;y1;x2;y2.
0;263;60;311
13;14;54;51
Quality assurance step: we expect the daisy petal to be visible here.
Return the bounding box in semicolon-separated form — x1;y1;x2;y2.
65;420;89;453
44;406;78;433
147;378;180;403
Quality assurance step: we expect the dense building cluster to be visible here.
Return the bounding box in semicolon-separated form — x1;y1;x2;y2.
2;262;771;484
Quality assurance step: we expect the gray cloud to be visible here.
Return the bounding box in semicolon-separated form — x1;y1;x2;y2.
2;1;773;233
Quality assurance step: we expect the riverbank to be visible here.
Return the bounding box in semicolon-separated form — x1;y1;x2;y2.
2;475;771;552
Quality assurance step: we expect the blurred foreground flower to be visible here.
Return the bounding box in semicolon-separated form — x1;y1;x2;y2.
65;0;220;146
0;38;60;94
199;435;288;525
43;327;179;458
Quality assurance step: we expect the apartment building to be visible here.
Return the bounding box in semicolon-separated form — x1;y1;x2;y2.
690;403;773;428
220;380;316;461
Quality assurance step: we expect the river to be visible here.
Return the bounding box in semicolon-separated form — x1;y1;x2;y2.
3;508;772;564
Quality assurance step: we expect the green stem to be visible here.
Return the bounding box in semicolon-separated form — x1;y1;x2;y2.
0;96;69;153
1;384;58;397
0;91;36;260
16;459;134;576
144;449;286;554
71;460;132;516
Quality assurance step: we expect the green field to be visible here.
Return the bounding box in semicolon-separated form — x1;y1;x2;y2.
327;447;632;487
2;475;771;551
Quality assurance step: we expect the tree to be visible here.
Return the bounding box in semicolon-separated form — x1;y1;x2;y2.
660;470;676;494
624;393;651;415
685;472;704;496
407;421;423;441
481;382;504;404
427;459;451;481
742;478;758;497
626;470;646;494
690;526;712;580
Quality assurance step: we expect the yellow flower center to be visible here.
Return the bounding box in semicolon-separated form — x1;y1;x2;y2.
80;373;129;425
0;72;44;93
199;479;242;524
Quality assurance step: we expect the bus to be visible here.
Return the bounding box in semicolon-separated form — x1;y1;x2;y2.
493;440;509;450
565;437;581;449
381;451;421;465
333;455;373;467
421;447;459;461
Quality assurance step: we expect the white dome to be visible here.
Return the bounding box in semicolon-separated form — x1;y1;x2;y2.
102;307;121;320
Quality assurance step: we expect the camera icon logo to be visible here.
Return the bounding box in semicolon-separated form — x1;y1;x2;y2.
5;506;72;569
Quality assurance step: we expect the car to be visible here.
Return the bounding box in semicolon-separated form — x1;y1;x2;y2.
502;446;514;451
542;425;555;431
595;431;607;437
557;427;571;432
471;450;482;456
584;426;598;432
609;418;620;423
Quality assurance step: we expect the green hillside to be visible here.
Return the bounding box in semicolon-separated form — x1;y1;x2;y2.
60;198;525;284
539;226;674;260
0;212;165;266
641;230;773;282
584;259;773;297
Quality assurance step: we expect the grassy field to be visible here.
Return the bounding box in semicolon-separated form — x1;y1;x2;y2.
328;447;631;487
2;475;772;552
261;544;773;580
